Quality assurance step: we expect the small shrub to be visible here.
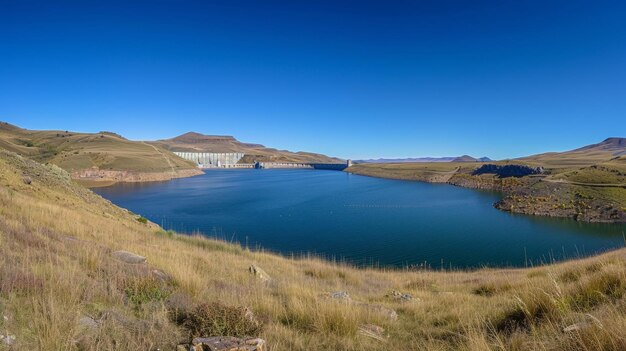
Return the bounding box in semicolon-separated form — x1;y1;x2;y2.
474;283;511;297
136;216;148;224
124;277;170;307
183;302;262;338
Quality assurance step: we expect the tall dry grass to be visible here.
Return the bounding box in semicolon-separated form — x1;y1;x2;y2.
1;150;626;350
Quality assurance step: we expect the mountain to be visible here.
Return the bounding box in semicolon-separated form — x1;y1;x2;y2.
519;137;626;168
152;132;342;164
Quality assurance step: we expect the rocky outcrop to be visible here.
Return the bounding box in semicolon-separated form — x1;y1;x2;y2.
472;164;543;178
111;250;147;264
182;336;266;351
71;167;203;184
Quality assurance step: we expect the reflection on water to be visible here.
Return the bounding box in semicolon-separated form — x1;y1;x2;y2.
94;169;626;268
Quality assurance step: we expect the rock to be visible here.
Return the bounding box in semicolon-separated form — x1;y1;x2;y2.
191;336;265;351
22;176;32;185
78;316;99;329
111;250;146;264
358;324;387;342
330;291;351;301
249;265;271;282
387;289;416;302
1;334;16;346
151;269;170;282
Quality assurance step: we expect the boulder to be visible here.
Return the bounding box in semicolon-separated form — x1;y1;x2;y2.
249;265;271;282
387;289;417;302
111;250;146;264
78;316;99;329
358;324;387;342
191;336;265;351
1;334;16;346
330;291;351;301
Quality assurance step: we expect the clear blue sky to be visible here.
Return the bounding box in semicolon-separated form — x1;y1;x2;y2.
1;1;625;160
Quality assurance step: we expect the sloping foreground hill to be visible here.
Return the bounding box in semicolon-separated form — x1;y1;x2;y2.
2;150;626;350
0;122;202;184
153;131;343;164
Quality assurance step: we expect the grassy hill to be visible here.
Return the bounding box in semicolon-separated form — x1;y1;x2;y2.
0;122;201;184
519;137;626;168
153;131;343;164
3;149;626;350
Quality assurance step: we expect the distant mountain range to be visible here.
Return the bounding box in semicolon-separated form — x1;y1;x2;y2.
356;155;492;164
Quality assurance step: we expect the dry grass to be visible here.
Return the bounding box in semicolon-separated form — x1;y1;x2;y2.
2;149;626;350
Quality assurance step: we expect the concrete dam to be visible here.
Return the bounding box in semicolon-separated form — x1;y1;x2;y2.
174;152;350;170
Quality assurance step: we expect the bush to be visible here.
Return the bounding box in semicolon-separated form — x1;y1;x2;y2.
124;277;171;307
136;216;148;224
183;302;262;338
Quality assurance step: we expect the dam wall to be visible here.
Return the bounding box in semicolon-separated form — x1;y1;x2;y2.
173;151;350;171
174;152;244;168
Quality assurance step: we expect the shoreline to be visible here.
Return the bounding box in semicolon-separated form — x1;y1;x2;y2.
72;167;205;187
346;165;626;224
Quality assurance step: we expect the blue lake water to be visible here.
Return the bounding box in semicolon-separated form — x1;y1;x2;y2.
94;169;626;268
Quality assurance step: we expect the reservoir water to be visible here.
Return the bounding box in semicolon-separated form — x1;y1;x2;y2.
94;169;626;268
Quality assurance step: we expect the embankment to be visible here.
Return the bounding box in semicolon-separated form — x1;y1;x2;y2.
71;167;204;186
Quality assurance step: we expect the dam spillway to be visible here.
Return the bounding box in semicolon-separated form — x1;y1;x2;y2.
173;152;245;168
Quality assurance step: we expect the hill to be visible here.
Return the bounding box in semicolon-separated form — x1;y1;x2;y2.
153;131;342;164
520;137;626;168
0;121;202;185
3;149;626;350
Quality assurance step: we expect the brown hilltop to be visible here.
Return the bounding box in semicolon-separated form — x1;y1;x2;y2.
153;131;342;164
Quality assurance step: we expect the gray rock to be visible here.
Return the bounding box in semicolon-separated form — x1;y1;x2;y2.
358;324;387;342
330;291;351;301
1;334;16;346
191;336;265;351
151;269;170;282
22;176;32;185
388;289;417;302
249;265;271;282
111;250;146;264
78;316;99;329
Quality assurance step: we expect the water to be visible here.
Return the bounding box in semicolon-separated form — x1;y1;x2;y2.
94;169;626;268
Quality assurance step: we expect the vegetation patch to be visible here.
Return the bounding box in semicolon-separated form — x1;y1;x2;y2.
124;277;171;308
182;302;262;338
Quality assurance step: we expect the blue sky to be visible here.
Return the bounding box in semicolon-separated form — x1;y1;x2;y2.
1;0;625;160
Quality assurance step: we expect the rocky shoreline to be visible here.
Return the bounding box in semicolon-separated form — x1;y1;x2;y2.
348;167;626;224
71;167;204;186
